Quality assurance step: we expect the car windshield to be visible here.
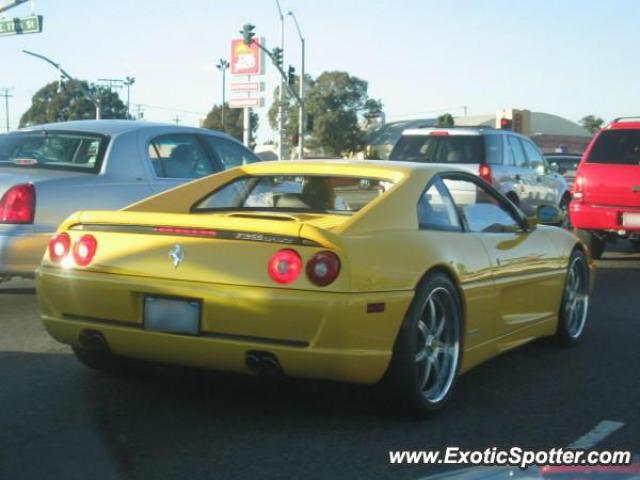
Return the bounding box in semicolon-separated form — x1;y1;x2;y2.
588;129;640;165
547;156;581;170
0;131;108;173
193;175;396;214
390;134;485;164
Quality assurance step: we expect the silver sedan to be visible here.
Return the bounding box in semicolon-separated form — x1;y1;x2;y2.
0;120;260;281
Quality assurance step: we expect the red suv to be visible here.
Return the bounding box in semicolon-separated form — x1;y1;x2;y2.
570;117;640;258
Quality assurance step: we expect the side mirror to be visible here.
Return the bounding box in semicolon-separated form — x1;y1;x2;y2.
536;204;563;226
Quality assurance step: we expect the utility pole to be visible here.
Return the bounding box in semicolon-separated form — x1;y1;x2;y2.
172;115;181;125
288;10;305;160
275;0;285;159
0;87;13;132
216;59;229;131
134;104;144;120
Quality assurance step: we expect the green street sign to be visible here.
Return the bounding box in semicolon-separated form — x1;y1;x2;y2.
0;15;43;37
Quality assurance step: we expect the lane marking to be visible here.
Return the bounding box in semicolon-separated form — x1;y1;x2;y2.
568;420;625;449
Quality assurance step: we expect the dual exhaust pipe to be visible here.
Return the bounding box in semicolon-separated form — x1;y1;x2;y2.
245;351;284;377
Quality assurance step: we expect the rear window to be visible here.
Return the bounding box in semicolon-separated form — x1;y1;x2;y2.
390;134;485;164
0;131;108;173
588;129;640;165
193;175;396;214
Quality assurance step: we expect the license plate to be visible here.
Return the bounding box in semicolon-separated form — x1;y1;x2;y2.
622;212;640;227
144;296;200;335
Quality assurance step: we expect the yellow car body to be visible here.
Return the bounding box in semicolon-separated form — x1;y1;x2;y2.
36;160;591;386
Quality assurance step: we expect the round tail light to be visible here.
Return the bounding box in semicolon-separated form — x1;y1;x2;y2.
268;249;302;284
73;235;98;267
306;251;340;286
48;232;71;263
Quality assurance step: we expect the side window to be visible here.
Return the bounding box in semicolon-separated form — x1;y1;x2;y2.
202;136;259;170
484;135;503;165
148;134;214;179
442;177;521;233
418;176;461;231
507;136;527;167
521;140;546;171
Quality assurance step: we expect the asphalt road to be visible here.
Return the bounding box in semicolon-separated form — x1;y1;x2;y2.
1;242;639;480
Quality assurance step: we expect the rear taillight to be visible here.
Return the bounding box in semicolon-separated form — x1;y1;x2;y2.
573;174;585;202
306;251;340;286
0;184;35;224
479;164;492;184
268;249;302;284
72;235;98;267
48;233;71;263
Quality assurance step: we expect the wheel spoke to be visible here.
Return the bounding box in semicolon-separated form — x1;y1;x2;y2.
415;347;428;363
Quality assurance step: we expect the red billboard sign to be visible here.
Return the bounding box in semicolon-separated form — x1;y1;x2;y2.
230;38;263;76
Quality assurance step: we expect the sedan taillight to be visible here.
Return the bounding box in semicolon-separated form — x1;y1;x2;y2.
72;235;98;267
0;184;35;224
268;249;302;284
48;233;71;263
306;251;340;286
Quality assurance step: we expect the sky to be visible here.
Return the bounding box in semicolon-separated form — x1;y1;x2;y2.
1;0;639;143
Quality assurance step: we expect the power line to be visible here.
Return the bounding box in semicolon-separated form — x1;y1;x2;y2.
138;103;208;117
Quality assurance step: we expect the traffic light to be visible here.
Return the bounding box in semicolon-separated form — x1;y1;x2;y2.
287;65;296;87
499;117;513;130
306;114;314;132
271;47;283;68
240;24;255;45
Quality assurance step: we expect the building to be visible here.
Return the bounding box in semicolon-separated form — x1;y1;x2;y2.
365;109;592;159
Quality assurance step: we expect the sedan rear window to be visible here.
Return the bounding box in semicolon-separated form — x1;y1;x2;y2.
588;129;640;165
390;134;485;164
0;131;108;173
193;175;396;214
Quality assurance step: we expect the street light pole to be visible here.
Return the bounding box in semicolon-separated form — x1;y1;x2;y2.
275;0;285;159
216;59;229;131
124;77;135;119
288;10;305;160
22;50;102;120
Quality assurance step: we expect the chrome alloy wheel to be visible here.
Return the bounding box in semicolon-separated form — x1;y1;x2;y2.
564;255;589;338
415;287;460;403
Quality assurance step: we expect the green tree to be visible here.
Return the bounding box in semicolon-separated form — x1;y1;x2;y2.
201;103;259;145
437;113;455;127
20;80;128;127
269;71;383;157
579;115;605;135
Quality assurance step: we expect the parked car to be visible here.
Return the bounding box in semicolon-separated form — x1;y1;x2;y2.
545;152;582;188
389;126;570;220
0;120;260;281
570;117;640;258
37;160;590;415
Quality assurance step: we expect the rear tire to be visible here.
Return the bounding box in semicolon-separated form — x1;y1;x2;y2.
556;250;590;345
72;346;139;376
575;229;605;259
382;272;463;416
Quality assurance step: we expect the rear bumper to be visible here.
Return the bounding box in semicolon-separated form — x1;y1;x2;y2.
0;230;50;277
569;202;640;232
36;267;414;385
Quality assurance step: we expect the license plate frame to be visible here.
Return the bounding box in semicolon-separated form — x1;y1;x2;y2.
143;296;201;336
622;212;640;228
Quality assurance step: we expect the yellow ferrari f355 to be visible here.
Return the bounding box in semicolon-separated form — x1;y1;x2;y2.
36;160;592;414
